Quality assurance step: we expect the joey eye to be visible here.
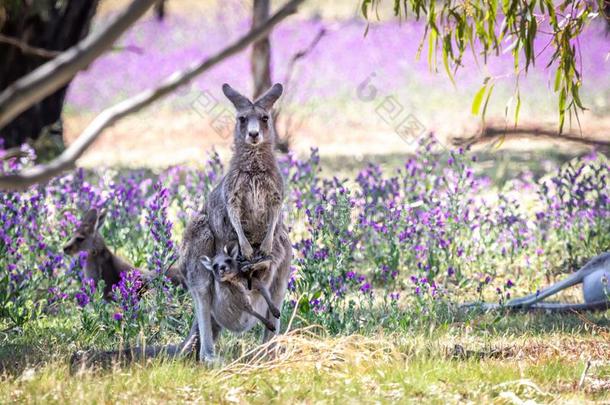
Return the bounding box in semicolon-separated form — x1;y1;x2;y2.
225;258;233;266
261;115;269;123
238;116;247;124
213;264;219;271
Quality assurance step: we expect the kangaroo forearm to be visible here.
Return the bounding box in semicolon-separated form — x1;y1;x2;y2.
260;206;280;255
264;208;280;242
227;204;248;243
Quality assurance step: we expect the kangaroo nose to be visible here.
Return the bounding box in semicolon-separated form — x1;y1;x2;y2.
248;131;259;139
219;264;228;272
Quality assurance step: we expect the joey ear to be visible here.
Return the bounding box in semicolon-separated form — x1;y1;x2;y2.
95;209;107;231
228;243;239;259
222;83;252;110
201;256;213;271
223;243;239;259
254;83;283;110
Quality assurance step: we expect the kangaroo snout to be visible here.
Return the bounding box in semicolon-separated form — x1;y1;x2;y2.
247;131;261;144
63;243;75;255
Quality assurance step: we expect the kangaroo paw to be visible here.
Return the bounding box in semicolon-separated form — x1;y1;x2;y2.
270;306;281;319
263;320;276;332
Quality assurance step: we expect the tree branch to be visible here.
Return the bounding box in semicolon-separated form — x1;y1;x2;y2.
0;0;305;190
0;0;159;130
452;124;610;149
0;34;61;58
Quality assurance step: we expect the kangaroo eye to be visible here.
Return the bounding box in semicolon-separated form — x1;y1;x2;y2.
213;264;219;271
261;116;269;123
239;116;247;124
226;259;233;266
75;236;85;242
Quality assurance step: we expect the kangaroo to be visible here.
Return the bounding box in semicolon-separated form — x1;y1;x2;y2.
214;82;285;260
63;208;134;299
179;83;292;362
201;244;280;332
63;208;185;300
464;252;610;312
71;84;293;368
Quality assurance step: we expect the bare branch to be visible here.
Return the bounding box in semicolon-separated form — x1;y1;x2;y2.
0;0;305;190
0;0;159;130
0;34;61;58
282;28;326;88
275;27;325;150
452;124;610;149
0;148;30;162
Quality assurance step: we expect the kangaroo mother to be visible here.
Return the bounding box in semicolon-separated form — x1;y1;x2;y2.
178;83;292;362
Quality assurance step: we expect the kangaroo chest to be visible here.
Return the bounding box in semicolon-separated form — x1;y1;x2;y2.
243;178;271;215
234;172;281;236
86;254;121;297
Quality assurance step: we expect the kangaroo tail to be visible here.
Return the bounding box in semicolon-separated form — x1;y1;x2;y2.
527;300;610;312
460;272;583;310
507;252;610;307
505;271;583;308
461;299;610;313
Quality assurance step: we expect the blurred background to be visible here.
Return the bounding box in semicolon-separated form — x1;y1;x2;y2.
3;0;608;170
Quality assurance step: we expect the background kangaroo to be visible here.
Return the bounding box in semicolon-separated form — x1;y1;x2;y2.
464;252;610;312
63;208;185;300
63;208;132;299
179;83;292;362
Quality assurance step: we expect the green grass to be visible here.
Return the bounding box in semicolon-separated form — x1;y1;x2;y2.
2;312;609;404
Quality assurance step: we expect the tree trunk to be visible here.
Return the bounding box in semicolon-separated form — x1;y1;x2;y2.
251;0;272;101
250;0;289;151
154;0;166;21
0;1;100;153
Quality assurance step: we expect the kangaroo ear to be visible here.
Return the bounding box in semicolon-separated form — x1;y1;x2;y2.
223;244;239;259
228;243;239;259
222;83;252;110
82;209;98;228
254;83;283;110
95;209;107;231
200;256;213;271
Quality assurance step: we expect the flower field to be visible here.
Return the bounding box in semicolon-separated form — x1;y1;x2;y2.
2;133;609;336
1;135;609;402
